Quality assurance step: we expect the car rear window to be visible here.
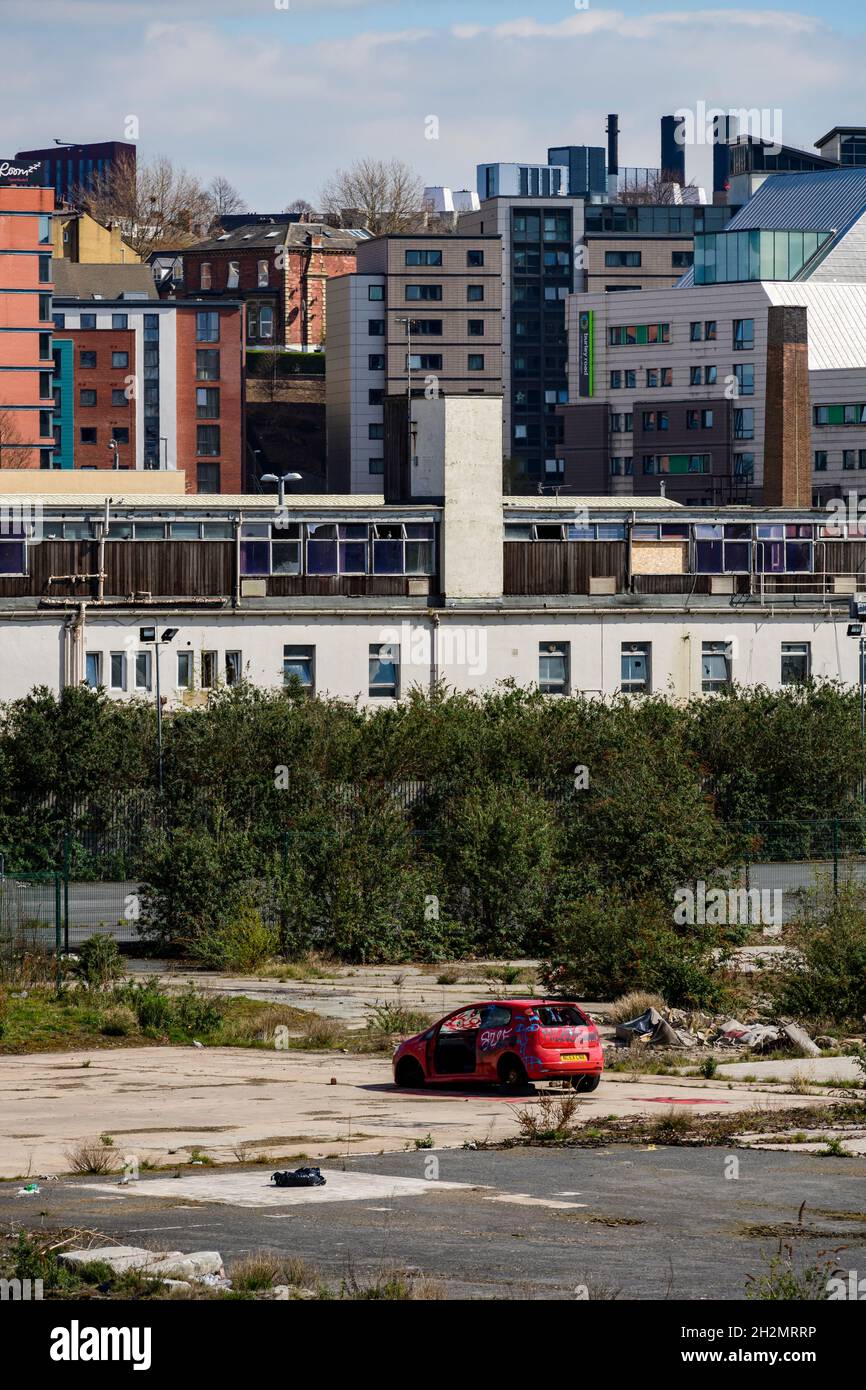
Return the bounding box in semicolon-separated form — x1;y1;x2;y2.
534;1005;587;1027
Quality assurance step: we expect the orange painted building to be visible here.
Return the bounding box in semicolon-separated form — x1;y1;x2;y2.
0;159;54;468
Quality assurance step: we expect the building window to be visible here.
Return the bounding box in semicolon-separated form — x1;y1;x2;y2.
80;313;96;330
538;642;569;695
135;651;152;691
225;651;242;686
368;423;384;440
196;425;220;456
702;641;732;693
40;332;52;359
177;651;193;689
200;263;212;289
111;389;128;407
405;249;441;265
368;319;385;336
609;456;634;476
369;457;384;474
112;427;130;444
734;363;755;396
38;253;51;283
621;641;651;693
226;260;239;289
368;284;385;300
734;408;754;440
608;323;670;346
468;354;484;371
38;294;52;321
110;314;127;330
368;353;385;370
467;285;484;301
199;651;216;689
197;463;220;493
196;311;219;342
605;250;641;267
53;313;65;329
79;350;97;369
369;643;400;698
368;388;384;405
79;427;97;444
408;354;442;370
733;318;754;350
111;351;129;369
284;646;315;693
814;450;828;472
672;250;693;267
39;370;52;400
257;259;269;288
246;302;274;341
407;319;442;336
468;319;485;336
85;653;102;689
196;349;220;380
196;387;220;419
843;449;857;471
405;284;442;301
109;653;126;690
467;249;484;266
734;453;755;478
781;642;811;685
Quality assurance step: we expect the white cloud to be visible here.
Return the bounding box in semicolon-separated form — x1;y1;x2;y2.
0;7;859;206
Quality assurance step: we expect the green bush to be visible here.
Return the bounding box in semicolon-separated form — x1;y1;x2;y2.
541;887;736;1008
187;900;279;972
769;881;866;1025
70;934;125;990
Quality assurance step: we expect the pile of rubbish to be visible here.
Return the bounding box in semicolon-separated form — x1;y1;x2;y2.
612;1007;821;1056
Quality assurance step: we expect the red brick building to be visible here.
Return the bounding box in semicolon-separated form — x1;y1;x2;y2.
71;327;136;471
52;262;244;492
178;221;368;350
0;158;54;469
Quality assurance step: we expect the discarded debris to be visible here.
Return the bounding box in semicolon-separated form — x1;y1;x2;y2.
782;1022;821;1058
271;1166;326;1188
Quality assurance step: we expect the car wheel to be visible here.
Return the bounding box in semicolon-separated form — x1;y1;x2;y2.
571;1073;601;1093
394;1057;425;1089
498;1055;530;1094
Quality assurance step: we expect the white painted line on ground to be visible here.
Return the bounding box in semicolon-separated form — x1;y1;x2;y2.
483;1193;587;1210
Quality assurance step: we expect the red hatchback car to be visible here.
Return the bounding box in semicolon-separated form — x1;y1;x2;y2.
392;999;603;1094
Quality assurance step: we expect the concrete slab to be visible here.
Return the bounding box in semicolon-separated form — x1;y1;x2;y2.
78;1168;471;1208
60;1245;223;1277
0;1045;844;1180
716;1056;863;1083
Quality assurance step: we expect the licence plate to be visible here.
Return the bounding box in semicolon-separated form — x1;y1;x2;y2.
560;1052;588;1062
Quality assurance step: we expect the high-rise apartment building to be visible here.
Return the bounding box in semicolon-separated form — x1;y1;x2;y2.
0;157;54;469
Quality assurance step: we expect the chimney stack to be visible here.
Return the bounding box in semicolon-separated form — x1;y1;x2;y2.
605;113;620;198
660;115;686;185
763;305;812;506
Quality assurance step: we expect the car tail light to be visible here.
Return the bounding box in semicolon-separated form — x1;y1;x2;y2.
587;1028;599;1044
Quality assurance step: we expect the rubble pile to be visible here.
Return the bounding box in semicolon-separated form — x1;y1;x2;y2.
609;1006;827;1056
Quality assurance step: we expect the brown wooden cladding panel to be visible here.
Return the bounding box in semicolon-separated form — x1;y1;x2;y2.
0;541;233;600
504;542;627;595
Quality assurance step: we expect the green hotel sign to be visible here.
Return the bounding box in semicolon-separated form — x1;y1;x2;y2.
577;309;594;397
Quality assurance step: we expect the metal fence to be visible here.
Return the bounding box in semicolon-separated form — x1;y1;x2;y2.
0;868;63;977
741;819;866;924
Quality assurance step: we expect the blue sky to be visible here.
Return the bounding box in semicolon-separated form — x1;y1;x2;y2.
2;1;866;207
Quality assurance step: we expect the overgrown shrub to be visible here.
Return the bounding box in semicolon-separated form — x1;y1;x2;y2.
769;881;866;1024
69;934;124;990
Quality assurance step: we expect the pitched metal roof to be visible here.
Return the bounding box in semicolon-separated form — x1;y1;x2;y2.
187;222;371;253
726;167;866;233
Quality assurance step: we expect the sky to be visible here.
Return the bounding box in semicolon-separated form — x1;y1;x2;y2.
2;0;866;208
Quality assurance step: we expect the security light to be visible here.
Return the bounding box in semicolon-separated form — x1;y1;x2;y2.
161;628;179;642
848;623;863;638
139;626;156;643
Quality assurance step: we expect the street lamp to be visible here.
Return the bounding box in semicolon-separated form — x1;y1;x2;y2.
848;596;866;799
260;471;302;508
107;439;120;469
140;627;178;794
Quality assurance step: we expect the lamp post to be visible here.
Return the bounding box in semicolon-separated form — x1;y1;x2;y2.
260;471;302;508
140;627;178;794
107;439;119;469
848;596;866;800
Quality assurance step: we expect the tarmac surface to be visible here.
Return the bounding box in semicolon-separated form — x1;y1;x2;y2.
4;1145;865;1300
